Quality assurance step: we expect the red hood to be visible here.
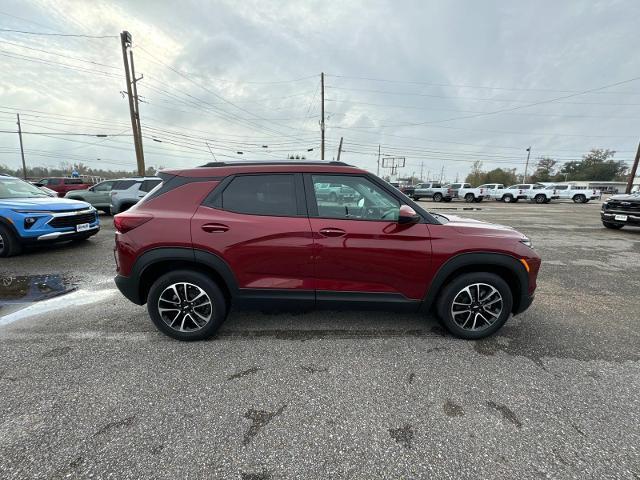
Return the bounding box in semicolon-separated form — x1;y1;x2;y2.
442;214;525;239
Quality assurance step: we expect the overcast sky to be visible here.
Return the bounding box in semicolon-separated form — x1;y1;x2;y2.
1;0;639;181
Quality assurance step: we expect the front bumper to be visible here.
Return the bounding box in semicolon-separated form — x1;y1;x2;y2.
22;225;100;244
601;211;640;226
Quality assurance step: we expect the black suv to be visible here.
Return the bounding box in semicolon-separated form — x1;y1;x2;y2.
601;193;640;229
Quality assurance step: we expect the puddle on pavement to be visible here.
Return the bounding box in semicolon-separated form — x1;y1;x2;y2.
0;274;78;305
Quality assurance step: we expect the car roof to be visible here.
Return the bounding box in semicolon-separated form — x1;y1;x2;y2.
162;161;367;178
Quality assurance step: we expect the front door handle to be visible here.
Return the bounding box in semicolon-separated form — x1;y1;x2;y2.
319;227;346;238
202;223;229;233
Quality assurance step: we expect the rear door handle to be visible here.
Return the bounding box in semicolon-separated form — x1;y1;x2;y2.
319;227;346;238
202;223;229;233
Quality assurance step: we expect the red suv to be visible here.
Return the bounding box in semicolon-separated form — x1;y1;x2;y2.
114;161;540;341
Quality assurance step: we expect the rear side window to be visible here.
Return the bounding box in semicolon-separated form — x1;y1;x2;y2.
64;178;83;184
221;174;297;216
113;180;136;190
140;179;162;192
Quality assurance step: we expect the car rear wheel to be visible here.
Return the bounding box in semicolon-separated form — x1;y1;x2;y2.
534;194;546;204
433;193;443;202
573;194;586;203
0;224;22;257
437;273;513;339
602;222;624;230
464;193;475;203
147;270;228;341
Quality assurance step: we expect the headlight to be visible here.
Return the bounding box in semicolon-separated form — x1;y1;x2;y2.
520;237;533;248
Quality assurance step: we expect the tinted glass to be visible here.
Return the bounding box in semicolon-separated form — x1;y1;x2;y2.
113;180;137;190
64;178;83;184
140;179;162;192
93;181;114;192
311;175;399;221
48;179;61;185
222;174;297;216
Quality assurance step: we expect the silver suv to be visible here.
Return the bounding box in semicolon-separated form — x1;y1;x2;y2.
110;177;162;214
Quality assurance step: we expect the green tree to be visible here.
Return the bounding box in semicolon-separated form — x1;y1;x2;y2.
558;149;627;181
530;157;557;183
483;168;518;185
465;160;484;185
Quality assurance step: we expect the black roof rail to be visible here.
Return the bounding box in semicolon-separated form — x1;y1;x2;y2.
198;160;352;168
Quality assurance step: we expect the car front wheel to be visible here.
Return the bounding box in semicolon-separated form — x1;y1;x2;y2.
147;270;228;341
464;193;475;202
0;224;22;257
437;272;513;339
433;193;443;202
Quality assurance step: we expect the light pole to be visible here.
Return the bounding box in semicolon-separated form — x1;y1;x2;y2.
522;147;531;183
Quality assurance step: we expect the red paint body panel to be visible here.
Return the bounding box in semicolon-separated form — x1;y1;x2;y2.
309;218;431;299
191;206;315;290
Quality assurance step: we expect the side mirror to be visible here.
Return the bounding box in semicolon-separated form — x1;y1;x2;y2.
398;205;420;225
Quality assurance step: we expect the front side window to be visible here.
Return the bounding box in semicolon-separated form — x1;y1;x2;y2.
112;180;136;190
48;179;61;186
221;174;297;216
311;175;399;221
93;181;114;192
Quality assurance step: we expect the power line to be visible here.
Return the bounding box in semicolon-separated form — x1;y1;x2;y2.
1;38;120;69
0;28;117;38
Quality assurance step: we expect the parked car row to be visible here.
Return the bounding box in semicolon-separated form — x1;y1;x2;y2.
406;182;601;204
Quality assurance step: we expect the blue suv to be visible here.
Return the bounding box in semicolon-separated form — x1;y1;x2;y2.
0;175;100;257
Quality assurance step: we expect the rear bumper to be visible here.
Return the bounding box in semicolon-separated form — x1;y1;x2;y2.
114;274;143;305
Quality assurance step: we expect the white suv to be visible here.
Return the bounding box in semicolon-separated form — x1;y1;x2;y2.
110;177;162;214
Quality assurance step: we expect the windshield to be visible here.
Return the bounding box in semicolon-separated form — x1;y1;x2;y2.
0;178;49;199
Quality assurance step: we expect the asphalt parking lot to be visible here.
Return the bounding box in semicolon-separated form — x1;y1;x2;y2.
1;200;639;479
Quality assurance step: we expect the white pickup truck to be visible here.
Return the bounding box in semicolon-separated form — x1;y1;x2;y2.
478;184;506;201
447;183;488;202
495;184;559;203
551;184;601;203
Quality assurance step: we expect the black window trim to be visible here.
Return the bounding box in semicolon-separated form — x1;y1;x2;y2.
202;172;306;218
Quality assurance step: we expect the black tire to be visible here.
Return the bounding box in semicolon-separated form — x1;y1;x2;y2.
119;203;135;213
328;192;338;203
573;195;586;204
534;194;546;204
464;193;475;203
101;207;112;215
443;197;452;202
473;198;483;203
413;196;421;201
147;269;228;341
0;224;22;257
602;222;623;230
437;272;513;340
503;195;514;203
433;193;443;202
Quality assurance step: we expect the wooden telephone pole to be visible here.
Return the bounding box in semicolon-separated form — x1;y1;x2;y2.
626;141;640;193
16;114;27;179
121;31;145;176
336;136;343;161
320;72;325;160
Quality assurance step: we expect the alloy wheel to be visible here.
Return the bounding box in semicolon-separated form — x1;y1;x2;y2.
157;282;213;332
450;283;503;331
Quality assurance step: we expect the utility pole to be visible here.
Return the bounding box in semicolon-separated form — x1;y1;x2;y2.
129;47;145;172
626;141;640;193
320;72;325;160
16;114;27;180
420;161;424;182
121;31;145;176
377;144;381;176
440;164;445;183
336;136;343;161
522;146;531;183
